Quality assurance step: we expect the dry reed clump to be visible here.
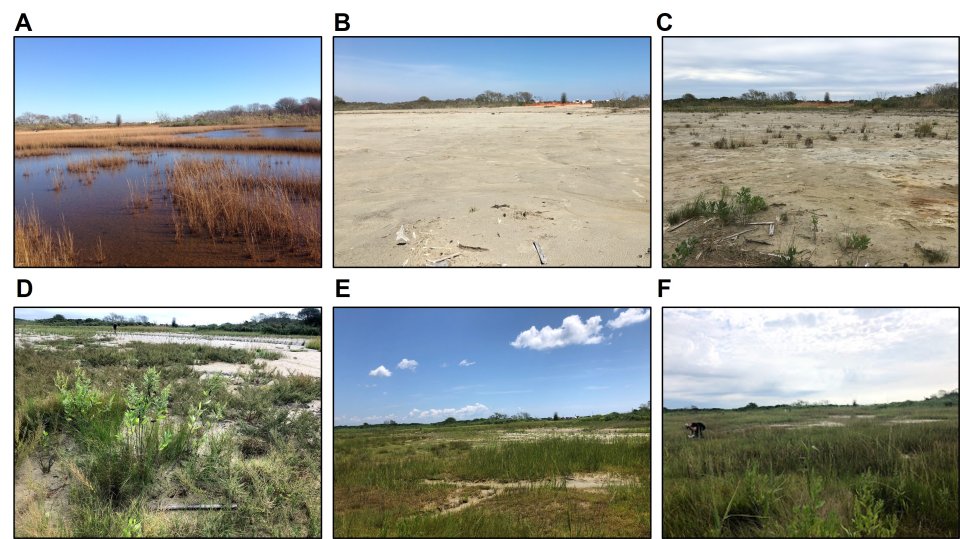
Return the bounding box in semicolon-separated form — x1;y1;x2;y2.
168;159;320;261
66;156;127;174
15;125;320;154
15;203;76;267
127;180;152;212
15;148;67;158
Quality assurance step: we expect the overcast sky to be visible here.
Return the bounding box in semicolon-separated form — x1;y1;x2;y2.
14;308;306;326
664;38;958;100
334;308;651;426
664;308;958;409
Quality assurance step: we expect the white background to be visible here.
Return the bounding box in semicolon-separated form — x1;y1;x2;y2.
3;1;958;538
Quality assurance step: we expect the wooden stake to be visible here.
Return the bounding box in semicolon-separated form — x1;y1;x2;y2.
533;242;547;265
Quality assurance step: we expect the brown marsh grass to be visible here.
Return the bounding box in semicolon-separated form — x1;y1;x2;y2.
14;148;67;158
15;125;321;154
15;203;76;266
126;180;152;212
169;159;320;261
66;156;127;174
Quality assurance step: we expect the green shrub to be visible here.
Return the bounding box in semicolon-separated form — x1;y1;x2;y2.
56;368;103;428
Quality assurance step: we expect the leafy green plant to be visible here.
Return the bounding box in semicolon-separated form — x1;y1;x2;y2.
734;187;767;223
120;367;173;467
56;368;103;428
776;246;800;267
839;232;871;266
667;238;699;267
843;471;898;537
121;516;143;538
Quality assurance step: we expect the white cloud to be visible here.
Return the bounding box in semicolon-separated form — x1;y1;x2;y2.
511;314;604;350
663;38;958;99
397;358;418;371
607;308;651;329
368;365;392;377
458;359;476;367
664;308;959;408
409;403;490;419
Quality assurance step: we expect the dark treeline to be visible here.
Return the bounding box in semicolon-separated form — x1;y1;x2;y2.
664;388;959;413
15;96;321;129
337;404;651;429
334;90;650;111
16;308;321;336
665;82;958;111
164;97;320;126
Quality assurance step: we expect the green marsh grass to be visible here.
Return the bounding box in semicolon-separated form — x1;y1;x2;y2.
14;328;320;537
663;404;958;537
335;420;650;536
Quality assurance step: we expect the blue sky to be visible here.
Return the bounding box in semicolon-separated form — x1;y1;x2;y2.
664;308;959;409
335;37;650;103
15;38;320;122
664;38;958;100
334;308;651;425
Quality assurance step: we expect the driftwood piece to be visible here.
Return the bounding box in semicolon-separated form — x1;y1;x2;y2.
163;503;238;511
533;242;547;265
457;242;489;252
747;221;775;225
745;238;772;245
716;227;758;243
427;253;460;266
667;218;693;232
768;223;776;236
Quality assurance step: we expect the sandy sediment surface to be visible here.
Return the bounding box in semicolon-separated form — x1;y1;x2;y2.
663;110;958;266
16;331;320;377
334;106;650;266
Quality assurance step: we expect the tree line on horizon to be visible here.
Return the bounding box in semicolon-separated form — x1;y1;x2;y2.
338;403;652;428
15;96;321;129
664;388;959;413
15;308;321;336
334;90;650;111
664;81;958;111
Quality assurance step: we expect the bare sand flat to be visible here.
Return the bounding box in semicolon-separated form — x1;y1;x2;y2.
664;110;958;266
335;106;650;266
15;331;320;377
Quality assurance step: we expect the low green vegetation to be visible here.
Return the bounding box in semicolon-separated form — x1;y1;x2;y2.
839;232;872;266
915;242;949;265
15;328;321;537
667;186;767;226
663;395;958;537
335;411;651;537
667;238;699;267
